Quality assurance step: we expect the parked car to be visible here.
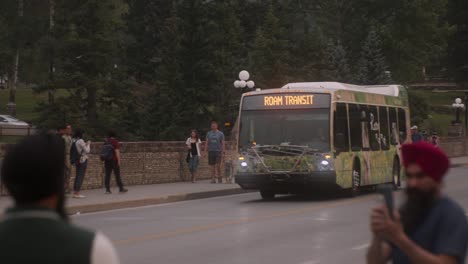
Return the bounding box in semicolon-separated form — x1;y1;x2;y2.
0;115;36;136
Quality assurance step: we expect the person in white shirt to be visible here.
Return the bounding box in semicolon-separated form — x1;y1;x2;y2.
186;130;202;183
73;129;91;199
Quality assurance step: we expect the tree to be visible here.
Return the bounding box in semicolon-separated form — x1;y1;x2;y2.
448;0;468;85
250;4;290;88
356;28;392;85
144;3;184;140
34;0;129;136
322;41;352;82
408;89;430;126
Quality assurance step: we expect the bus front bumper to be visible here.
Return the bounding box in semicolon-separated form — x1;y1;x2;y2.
235;171;337;192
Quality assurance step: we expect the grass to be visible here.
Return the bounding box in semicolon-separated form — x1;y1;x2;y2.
410;89;463;136
0;88;44;122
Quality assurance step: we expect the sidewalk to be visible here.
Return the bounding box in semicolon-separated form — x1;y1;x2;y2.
1;156;468;215
0;180;251;215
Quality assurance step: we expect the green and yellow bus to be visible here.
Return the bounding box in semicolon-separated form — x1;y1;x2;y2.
235;82;410;199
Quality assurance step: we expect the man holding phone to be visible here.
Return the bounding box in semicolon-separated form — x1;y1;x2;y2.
367;142;468;264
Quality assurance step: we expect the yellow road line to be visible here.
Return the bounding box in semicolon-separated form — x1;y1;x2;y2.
114;195;375;246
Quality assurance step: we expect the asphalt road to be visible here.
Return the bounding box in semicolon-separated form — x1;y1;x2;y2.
74;167;468;264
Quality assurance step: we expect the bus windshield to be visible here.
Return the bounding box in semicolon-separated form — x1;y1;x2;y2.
239;109;330;152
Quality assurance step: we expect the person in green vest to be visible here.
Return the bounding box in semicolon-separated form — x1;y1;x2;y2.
0;134;120;264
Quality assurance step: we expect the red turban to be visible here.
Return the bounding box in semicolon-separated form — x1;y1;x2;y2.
401;141;450;183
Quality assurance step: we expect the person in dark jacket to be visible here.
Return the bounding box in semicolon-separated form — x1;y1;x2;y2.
104;130;128;194
0;135;119;264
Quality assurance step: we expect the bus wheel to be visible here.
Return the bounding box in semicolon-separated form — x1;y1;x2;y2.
392;158;401;190
260;190;276;200
350;163;361;197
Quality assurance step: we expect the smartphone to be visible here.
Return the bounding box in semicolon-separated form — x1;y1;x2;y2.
377;184;394;220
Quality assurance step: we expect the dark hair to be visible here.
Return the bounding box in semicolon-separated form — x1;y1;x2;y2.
73;128;84;139
211;121;218;125
1;135;65;205
108;130;117;138
190;129;199;140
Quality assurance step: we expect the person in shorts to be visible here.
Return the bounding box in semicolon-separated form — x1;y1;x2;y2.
205;121;225;183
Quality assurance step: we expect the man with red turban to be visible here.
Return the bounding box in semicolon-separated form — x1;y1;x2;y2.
367;142;468;264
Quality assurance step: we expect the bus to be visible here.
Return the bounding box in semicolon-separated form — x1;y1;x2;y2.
234;82;410;200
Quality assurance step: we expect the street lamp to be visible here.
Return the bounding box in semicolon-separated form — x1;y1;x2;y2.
234;70;255;92
452;98;465;124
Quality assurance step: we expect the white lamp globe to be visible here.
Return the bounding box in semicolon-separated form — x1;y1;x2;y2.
247;80;255;89
234;80;240;88
455;98;462;104
239;70;250;81
239;80;247;88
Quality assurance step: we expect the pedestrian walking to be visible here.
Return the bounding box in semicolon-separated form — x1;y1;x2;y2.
410;125;423;142
367;142;468;264
0;135;119;264
430;131;440;147
62;124;73;193
102;131;128;194
205;121;225;183
186;130;202;183
71;129;91;199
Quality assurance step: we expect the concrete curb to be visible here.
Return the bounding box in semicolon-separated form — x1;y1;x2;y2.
450;163;468;168
67;188;254;215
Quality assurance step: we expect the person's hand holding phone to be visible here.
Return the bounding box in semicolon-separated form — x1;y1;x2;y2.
370;185;405;244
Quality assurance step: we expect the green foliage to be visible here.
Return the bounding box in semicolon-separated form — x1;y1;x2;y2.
408;89;430;126
356;29;392;85
0;0;463;140
250;4;290;88
323;41;352;82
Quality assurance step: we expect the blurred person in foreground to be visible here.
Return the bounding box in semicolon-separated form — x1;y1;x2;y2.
367;141;468;264
0;135;119;264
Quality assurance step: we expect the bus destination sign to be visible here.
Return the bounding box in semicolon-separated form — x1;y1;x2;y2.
242;93;330;110
264;95;314;107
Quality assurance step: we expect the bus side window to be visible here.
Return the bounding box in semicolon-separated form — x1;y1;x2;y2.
368;106;380;151
334;103;350;152
379;106;390;150
389;108;398;145
349;104;363;151
398;108;408;144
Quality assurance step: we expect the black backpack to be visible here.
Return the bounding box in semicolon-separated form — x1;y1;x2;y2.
100;140;115;161
70;140;81;165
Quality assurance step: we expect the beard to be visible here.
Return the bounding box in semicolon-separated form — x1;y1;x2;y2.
399;187;437;234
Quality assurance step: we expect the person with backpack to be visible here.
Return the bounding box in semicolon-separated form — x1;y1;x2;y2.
102;131;127;194
71;129;91;199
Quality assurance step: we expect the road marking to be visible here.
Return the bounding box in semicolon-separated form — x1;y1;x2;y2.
113;195;375;246
297;260;319;264
352;243;370;250
73;192;254;217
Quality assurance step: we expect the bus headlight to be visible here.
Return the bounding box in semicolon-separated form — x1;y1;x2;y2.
240;162;248;167
320;160;329;166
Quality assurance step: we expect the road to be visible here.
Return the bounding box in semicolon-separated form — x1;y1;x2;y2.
74;167;468;264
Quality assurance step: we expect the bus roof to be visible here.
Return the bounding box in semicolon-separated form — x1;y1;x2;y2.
280;82;401;97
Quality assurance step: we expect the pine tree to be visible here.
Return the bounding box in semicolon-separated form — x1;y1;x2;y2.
323;41;352;83
250;4;290;88
356;29;392;85
144;2;184;140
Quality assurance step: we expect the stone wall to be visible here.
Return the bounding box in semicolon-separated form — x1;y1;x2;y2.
0;141;238;194
1;137;468;195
